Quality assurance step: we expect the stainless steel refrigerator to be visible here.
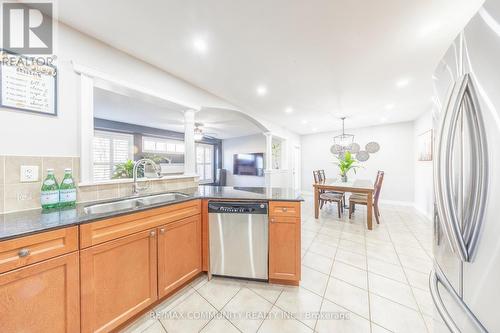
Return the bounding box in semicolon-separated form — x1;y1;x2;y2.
431;1;500;332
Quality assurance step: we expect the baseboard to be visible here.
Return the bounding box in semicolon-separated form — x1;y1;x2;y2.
379;199;415;207
413;204;433;223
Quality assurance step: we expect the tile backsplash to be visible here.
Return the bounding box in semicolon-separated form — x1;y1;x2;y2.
0;155;198;214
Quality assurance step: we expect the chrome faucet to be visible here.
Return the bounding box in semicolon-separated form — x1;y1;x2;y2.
133;159;162;194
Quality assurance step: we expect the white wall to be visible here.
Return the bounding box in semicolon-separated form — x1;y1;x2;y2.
414;111;434;220
222;134;266;187
301;121;415;204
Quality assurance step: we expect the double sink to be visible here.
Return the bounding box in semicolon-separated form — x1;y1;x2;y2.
83;192;190;215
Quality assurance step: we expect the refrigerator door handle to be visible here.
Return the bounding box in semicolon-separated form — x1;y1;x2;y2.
429;268;461;333
460;74;489;261
429;266;488;333
437;74;478;262
435;79;468;261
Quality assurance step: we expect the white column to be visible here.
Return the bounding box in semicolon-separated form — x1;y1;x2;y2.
263;132;273;187
79;74;94;184
184;109;196;175
263;132;273;171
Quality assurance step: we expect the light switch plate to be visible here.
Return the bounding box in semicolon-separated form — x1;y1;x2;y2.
20;165;39;182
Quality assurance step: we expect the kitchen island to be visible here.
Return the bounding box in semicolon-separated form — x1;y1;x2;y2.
0;186;302;333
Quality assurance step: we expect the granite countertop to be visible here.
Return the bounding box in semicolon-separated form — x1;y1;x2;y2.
0;186;303;241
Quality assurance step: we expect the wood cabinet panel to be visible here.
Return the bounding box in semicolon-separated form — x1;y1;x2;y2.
80;199;201;248
0;226;78;274
269;201;301;218
0;252;80;333
269;217;301;284
80;229;158;333
201;199;209;272
158;214;201;298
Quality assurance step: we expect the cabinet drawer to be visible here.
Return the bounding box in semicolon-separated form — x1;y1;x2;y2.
80;199;201;248
269;201;301;218
0;227;78;274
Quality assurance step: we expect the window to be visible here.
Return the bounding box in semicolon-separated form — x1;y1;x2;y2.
142;136;184;154
196;143;214;184
93;131;133;181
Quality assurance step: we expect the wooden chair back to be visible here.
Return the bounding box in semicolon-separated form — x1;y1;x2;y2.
374;171;384;205
313;170;321;184
319;170;326;182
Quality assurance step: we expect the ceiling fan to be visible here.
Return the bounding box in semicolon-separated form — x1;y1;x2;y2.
194;123;219;140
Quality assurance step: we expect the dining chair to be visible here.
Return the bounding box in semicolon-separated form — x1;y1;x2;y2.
319;169;346;206
348;171;384;224
319;192;344;218
313;170;345;218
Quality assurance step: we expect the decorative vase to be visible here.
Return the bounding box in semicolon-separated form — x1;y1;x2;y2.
341;174;347;182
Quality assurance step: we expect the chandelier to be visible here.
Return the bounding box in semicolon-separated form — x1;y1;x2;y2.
330;117;380;161
332;117;354;151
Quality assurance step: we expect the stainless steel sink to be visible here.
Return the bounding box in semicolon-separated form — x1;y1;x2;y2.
83;198;139;215
137;193;189;206
83;192;190;215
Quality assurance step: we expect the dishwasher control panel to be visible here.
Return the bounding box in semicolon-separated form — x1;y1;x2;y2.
208;201;268;214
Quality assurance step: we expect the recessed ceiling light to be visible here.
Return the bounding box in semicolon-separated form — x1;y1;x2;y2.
192;37;207;54
301;120;308;124
256;85;268;96
385;103;395;110
285;107;293;114
396;78;410;88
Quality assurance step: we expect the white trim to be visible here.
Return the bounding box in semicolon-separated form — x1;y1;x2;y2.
413;204;433;223
78;174;198;187
79;74;95;184
379;199;415;206
72;62;200;111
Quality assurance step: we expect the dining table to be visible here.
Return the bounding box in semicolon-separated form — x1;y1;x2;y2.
313;178;375;230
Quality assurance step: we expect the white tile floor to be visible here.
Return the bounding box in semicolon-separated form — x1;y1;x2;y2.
121;196;448;333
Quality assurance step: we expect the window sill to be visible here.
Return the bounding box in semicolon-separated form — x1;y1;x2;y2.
78;174;199;187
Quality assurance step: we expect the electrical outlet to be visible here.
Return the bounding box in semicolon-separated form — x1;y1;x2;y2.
20;165;39;182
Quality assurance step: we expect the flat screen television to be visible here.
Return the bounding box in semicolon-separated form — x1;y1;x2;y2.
233;153;264;176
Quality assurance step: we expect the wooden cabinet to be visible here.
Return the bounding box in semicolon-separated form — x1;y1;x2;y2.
80;229;158;333
0;226;78;274
0;252;80;333
79;200;201;248
269;202;301;285
158;214;201;298
268;201;301;218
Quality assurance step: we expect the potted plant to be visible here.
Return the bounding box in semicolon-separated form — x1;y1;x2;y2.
336;151;360;182
112;160;142;179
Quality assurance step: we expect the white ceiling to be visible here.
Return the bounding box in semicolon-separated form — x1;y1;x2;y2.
93;88;264;139
59;0;483;135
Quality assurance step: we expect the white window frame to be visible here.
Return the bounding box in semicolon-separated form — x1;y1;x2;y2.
142;136;185;154
196;143;214;184
93;130;134;181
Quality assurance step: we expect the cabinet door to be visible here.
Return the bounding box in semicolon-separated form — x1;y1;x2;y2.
0;252;80;333
80;229;158;333
158;214;201;298
269;217;301;284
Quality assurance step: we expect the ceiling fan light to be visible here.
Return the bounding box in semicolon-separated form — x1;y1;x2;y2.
194;127;204;141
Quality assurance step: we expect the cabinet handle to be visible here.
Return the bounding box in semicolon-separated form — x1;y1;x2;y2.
160;228;165;234
150;231;156;237
271;218;275;223
18;248;30;257
282;207;288;212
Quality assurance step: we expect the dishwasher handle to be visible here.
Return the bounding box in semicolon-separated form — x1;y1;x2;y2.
208;201;268;214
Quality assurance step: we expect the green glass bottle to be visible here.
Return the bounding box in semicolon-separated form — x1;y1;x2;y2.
59;168;77;207
41;169;59;210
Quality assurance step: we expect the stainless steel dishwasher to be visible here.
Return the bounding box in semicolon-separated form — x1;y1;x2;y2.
208;201;268;280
